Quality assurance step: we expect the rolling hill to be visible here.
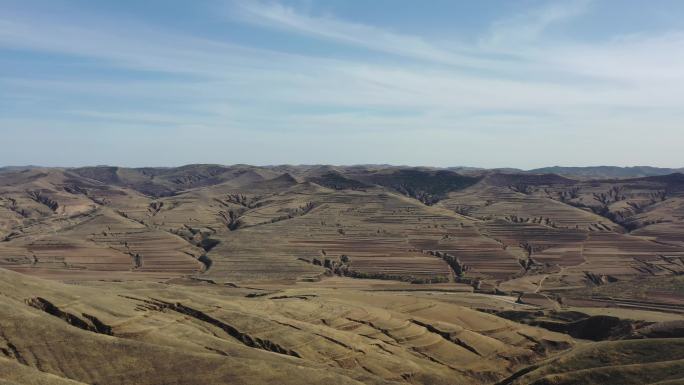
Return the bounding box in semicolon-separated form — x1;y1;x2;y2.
1;164;683;384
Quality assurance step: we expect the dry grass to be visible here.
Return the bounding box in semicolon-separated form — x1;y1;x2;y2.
0;268;576;385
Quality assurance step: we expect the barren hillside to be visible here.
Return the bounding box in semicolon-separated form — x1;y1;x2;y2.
1;165;682;384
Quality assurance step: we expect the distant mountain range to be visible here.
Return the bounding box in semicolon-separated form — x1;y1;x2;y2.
445;165;684;179
526;166;684;179
2;164;683;181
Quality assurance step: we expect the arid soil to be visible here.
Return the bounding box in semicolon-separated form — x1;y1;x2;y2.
1;164;683;384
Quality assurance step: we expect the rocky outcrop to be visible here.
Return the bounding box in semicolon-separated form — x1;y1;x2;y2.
145;298;301;358
25;297;113;335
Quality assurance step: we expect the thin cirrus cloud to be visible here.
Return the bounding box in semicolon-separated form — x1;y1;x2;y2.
483;0;593;46
0;0;683;168
232;0;497;69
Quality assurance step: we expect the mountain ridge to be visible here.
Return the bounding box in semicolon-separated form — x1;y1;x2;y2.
5;164;682;180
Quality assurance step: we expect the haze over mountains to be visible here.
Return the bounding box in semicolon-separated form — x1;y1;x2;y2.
524;166;684;179
445;165;684;179
3;164;683;180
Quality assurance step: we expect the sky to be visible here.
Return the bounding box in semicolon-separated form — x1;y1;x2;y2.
1;0;683;169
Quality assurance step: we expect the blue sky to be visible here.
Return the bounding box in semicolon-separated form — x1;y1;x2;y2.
1;0;683;168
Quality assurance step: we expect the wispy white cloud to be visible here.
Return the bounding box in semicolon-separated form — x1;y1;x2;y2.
232;0;503;69
0;0;683;167
237;1;684;101
545;32;684;82
483;0;593;47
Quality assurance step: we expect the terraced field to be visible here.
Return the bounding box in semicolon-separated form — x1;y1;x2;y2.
0;165;683;302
